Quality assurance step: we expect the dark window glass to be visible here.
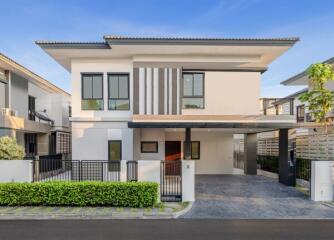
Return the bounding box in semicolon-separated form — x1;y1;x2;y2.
182;73;204;109
68;106;72;118
183;141;200;159
141;142;158;153
81;74;104;110
108;74;130;110
191;141;200;159
297;105;305;122
108;140;121;171
183;74;193;96
28;96;35;121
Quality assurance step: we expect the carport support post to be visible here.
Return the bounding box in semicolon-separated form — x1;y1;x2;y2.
184;128;191;160
278;129;295;186
244;133;257;175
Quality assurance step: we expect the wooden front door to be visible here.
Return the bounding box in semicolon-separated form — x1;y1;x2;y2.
165;141;181;175
165;141;181;160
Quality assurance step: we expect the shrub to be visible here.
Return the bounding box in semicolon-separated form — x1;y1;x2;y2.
0;181;159;207
0;136;25;160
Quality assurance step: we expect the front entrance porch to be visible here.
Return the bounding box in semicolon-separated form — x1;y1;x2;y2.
181;175;334;219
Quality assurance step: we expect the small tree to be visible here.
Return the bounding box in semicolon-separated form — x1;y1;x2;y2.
299;63;334;124
0;136;25;160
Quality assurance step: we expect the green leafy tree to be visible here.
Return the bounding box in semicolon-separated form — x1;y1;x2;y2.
299;63;334;123
0;136;25;160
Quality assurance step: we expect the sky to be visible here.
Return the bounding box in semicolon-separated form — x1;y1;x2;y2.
1;0;334;97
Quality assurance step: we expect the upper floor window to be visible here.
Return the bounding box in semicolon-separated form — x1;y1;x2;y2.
182;73;204;109
28;95;35;121
296;105;305;122
81;74;104;110
108;73;130;110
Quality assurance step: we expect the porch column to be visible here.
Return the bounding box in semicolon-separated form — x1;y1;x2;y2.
278;129;296;186
184;128;191;160
244;133;257;175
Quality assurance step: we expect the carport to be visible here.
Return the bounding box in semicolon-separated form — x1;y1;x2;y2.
129;114;302;187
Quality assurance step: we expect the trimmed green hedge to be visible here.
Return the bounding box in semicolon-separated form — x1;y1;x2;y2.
257;155;279;173
0;181;159;207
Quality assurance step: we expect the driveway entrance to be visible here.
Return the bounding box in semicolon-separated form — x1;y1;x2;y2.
181;175;334;219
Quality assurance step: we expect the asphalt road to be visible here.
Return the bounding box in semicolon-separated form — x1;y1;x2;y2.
0;220;334;240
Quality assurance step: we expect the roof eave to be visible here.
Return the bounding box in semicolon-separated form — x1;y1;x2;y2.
35;41;110;49
103;37;300;46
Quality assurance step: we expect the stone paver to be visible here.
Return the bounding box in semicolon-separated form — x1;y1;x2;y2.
181;175;334;219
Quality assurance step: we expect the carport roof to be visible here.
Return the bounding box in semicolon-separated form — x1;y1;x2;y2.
128;115;313;133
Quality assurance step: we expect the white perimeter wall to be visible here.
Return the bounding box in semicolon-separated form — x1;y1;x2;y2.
311;161;334;201
0;160;33;182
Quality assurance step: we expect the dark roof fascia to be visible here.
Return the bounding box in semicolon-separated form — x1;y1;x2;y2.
183;67;267;73
128;121;298;129
35;41;110;49
104;37;299;46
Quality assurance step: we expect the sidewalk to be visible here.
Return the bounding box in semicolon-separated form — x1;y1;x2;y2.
0;202;192;220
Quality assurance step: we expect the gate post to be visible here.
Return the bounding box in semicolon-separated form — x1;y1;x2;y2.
120;160;127;182
182;160;194;202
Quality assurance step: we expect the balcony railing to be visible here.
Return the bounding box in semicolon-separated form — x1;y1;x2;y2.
1;108;18;117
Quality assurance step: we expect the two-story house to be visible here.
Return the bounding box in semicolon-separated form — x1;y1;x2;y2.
37;36;299;186
0;53;71;158
281;56;334;123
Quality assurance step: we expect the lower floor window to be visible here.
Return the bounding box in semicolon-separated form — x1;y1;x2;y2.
141;141;158;153
184;141;200;159
108;140;121;171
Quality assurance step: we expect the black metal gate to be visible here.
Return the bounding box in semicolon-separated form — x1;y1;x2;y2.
160;160;182;202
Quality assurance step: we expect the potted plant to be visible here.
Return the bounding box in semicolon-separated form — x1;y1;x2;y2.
0;136;25;160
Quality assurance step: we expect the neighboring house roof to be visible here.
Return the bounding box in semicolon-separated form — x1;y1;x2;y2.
272;88;308;105
281;57;334;86
0;53;70;97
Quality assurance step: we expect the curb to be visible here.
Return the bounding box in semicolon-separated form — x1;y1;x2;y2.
173;202;193;218
0;204;194;220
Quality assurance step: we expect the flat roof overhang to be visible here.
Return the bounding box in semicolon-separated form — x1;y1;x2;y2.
36;37;299;72
127;115;311;133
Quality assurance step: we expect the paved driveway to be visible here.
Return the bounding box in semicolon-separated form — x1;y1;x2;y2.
181;175;334;219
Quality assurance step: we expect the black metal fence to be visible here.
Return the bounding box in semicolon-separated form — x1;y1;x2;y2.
160;160;182;202
39;154;63;173
296;158;311;181
33;160;121;182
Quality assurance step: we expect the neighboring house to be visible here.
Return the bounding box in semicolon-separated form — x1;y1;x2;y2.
281;56;334;122
0;53;71;158
260;88;308;122
36;36;299;182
